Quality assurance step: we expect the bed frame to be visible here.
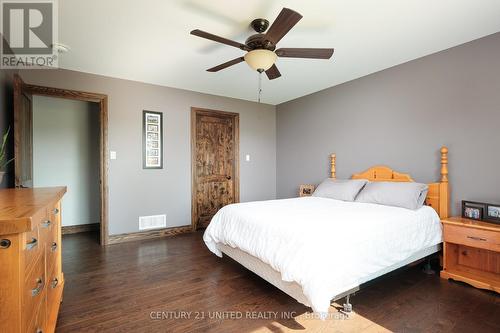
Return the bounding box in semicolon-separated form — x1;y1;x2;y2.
219;146;450;314
330;147;449;312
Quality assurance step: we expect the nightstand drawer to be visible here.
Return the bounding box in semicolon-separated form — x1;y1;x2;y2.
444;224;500;252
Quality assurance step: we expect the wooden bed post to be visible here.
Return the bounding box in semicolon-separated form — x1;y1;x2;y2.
439;147;449;219
440;147;449;183
330;154;336;179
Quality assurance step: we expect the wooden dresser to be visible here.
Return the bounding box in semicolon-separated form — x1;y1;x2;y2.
441;216;500;293
0;187;66;333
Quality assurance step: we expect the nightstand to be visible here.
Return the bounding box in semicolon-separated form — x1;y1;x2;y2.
441;217;500;292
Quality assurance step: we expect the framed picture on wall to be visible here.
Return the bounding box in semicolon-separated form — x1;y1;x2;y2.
142;110;163;169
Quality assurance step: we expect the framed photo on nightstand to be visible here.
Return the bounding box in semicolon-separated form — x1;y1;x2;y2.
299;184;315;197
486;204;500;224
462;201;484;220
462;201;500;225
464;206;482;220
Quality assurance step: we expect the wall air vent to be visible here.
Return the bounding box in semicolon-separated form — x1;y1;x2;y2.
139;214;166;230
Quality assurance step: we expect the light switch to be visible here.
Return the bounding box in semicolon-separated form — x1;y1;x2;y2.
245;154;250;162
110;151;117;160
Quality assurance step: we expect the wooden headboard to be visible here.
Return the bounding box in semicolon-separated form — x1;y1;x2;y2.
329;147;450;219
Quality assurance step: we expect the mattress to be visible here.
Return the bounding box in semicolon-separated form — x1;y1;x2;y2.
204;196;442;315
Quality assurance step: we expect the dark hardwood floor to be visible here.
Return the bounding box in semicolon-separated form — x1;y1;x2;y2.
57;231;500;333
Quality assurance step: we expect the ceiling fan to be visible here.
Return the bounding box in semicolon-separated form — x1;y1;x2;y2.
190;8;334;80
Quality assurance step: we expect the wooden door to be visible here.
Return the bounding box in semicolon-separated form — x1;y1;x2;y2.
13;74;33;188
191;108;239;229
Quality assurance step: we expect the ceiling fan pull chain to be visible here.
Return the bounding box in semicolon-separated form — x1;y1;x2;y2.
258;72;262;103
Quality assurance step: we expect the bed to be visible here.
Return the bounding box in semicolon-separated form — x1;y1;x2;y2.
203;147;450;316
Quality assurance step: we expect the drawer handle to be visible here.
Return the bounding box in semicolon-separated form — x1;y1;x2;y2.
51;277;59;289
31;277;44;297
51;242;58;252
26;237;38;250
53;208;60;215
0;239;11;249
41;220;51;228
467;235;486;242
36;329;43;333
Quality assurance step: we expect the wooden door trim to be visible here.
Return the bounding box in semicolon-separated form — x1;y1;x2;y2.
13;74;33;188
191;107;240;230
18;78;110;246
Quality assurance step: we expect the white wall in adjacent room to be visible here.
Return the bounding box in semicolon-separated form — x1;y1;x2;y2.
33;96;100;226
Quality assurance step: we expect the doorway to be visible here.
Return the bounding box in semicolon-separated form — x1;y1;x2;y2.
191;107;239;230
34;96;100;240
13;75;109;245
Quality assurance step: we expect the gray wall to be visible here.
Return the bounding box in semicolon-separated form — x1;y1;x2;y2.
20;69;276;235
277;32;500;215
33;96;100;227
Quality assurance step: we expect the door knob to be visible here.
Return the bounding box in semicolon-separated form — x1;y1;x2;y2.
226;176;231;180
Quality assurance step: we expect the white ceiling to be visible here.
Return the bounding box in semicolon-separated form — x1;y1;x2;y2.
58;0;500;105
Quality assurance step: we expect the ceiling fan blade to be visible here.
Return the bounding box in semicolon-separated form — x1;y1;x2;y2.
191;29;249;51
265;64;281;80
207;57;245;72
265;8;303;44
275;48;334;59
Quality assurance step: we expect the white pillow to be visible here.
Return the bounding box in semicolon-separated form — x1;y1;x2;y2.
355;181;429;210
312;179;368;201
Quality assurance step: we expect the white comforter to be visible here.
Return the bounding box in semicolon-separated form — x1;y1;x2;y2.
203;197;442;315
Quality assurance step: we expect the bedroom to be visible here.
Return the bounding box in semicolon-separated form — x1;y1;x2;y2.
0;1;499;332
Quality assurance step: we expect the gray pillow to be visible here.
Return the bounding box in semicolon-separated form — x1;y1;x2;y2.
312;179;368;201
355;182;429;210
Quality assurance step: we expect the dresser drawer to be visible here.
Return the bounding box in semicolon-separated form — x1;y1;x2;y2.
24;209;49;272
47;263;62;314
48;203;61;228
47;240;60;275
23;224;42;275
444;224;500;252
26;292;46;333
39;210;55;244
22;253;46;332
46;223;60;274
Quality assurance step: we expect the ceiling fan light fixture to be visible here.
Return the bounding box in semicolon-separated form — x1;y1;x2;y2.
244;49;277;72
